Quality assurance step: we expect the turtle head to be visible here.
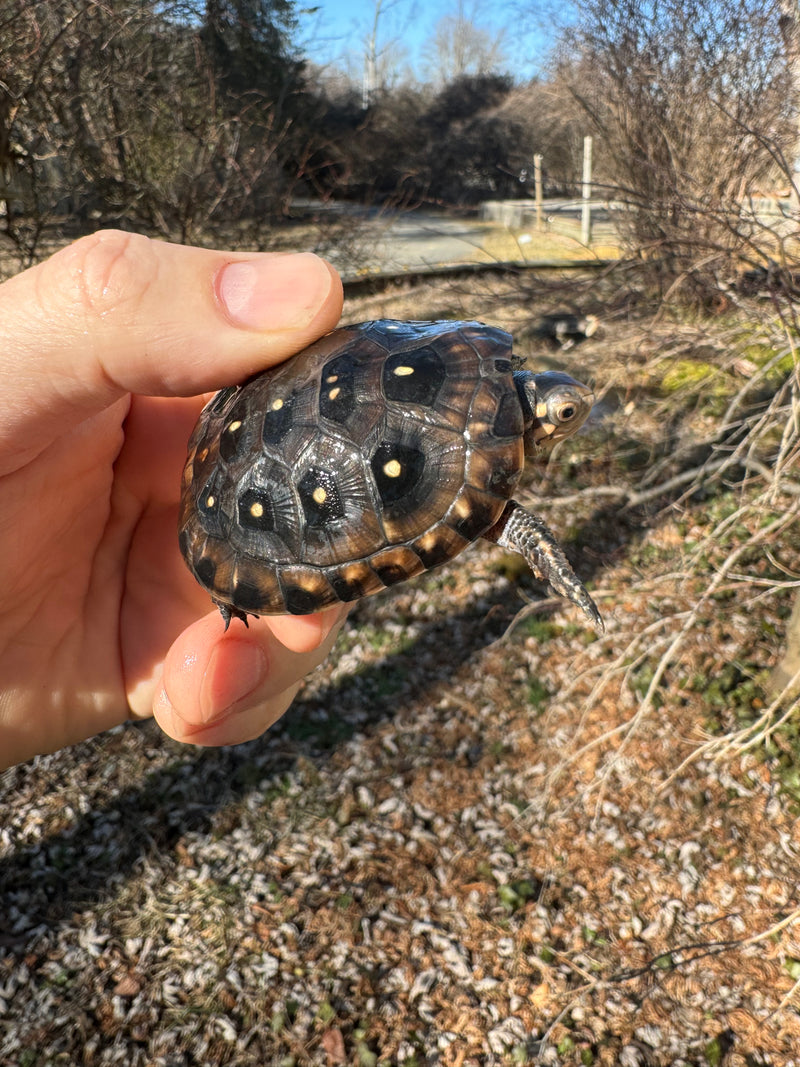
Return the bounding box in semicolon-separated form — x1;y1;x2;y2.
514;370;594;456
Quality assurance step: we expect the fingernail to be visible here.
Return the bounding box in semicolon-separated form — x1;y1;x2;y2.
200;640;268;723
217;253;333;330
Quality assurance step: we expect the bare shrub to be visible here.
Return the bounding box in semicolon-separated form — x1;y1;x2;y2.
551;0;799;301
0;0;310;261
518;302;800;810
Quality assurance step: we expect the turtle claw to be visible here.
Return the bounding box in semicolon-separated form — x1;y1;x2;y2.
572;585;605;633
485;501;603;631
214;600;252;631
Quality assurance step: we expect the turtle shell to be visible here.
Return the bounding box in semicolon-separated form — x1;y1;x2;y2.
178;319;527;617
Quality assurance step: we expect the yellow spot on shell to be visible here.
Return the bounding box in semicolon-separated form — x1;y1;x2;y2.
383;459;402;478
312;486;328;505
205;494;216;509
328;387;341;400
250;501;264;519
227;419;242;433
326;374;339;383
271;398;284;410
393;365;414;376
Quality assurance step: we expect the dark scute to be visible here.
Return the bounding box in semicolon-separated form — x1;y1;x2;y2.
372;560;410;586
237;487;276;532
319;354;357;423
415;537;452;569
262;395;295;445
197;477;229;538
450;495;498;541
207;386;239;416
219;401;250;462
194;555;217;587
494;358;513;374
492;391;524;438
283;585;322;614
329;573;371;602
298;467;345;527
232;579;267;613
370;442;426;506
382;347;446;406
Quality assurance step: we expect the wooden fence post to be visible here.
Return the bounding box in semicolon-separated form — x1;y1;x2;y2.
581;135;593;245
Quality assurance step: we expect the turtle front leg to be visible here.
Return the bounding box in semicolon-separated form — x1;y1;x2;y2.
483;501;604;631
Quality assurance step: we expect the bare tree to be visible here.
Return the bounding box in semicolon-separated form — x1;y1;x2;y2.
422;0;507;86
360;0;411;106
0;0;313;259
779;0;800;187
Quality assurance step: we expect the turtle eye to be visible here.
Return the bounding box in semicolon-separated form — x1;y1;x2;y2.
556;402;577;422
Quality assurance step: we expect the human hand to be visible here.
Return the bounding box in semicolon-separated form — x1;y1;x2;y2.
0;231;346;769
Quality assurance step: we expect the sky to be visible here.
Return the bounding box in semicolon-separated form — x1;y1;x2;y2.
297;0;558;84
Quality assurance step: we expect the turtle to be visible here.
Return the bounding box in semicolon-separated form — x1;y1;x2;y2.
178;319;603;630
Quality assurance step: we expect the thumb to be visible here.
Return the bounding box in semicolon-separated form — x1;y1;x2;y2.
0;230;342;460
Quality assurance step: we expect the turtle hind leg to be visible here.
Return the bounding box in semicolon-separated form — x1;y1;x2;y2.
213;599;253;632
483;501;604;631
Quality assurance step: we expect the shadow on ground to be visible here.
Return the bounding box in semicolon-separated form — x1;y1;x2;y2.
1;447;737;939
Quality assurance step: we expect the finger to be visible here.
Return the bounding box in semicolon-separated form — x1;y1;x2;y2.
0;231;343;461
152;605;348;747
264;611;347;654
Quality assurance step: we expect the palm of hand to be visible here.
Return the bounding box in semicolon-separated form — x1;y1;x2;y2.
0;231;345;768
0;392;208;757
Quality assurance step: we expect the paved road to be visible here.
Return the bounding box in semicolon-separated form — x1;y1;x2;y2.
358;213;495;275
301;202;618;280
301;206;497;278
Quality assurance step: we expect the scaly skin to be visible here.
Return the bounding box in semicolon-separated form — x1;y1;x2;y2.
484;501;603;630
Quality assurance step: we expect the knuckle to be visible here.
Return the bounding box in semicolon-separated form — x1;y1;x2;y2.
43;230;157;323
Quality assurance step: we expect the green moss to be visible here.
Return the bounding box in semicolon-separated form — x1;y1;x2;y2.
526;677;552;709
659;359;720;393
582;925;608;946
315;1000;336;1025
704;1037;724;1067
516;617;563;642
658;359;737;414
741;342;797;383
